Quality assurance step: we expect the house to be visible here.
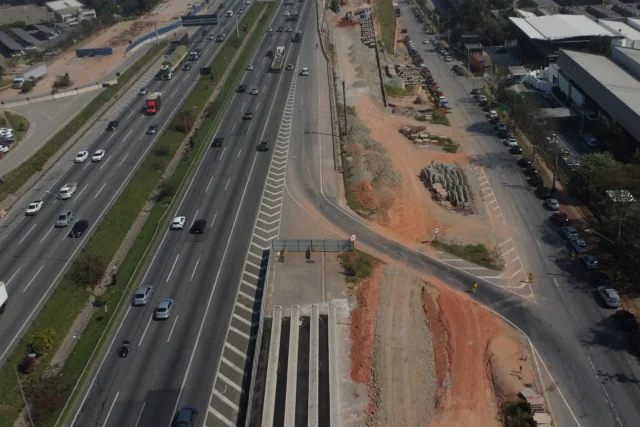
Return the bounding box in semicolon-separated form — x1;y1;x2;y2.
45;0;96;25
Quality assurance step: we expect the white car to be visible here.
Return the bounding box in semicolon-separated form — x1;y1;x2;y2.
504;137;518;147
0;145;9;153
92;150;106;162
250;86;259;95
286;63;294;70
75;151;89;163
26;200;44;216
246;64;254;71
301;67;309;76
423;39;430;44
285;27;293;32
486;110;498;118
170;216;186;230
597;286;620;307
245;0;251;3
284;10;290;16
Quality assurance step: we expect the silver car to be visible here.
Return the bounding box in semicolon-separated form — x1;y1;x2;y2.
132;285;154;306
597;286;620;307
545;198;560;211
154;299;174;319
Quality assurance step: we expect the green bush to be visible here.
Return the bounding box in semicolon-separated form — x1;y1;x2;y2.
68;254;107;288
29;329;55;356
27;377;64;423
338;251;378;283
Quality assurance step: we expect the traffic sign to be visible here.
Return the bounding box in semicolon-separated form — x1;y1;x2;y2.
433;227;440;234
350;234;357;242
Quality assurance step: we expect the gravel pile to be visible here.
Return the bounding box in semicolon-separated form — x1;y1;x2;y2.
395;64;425;86
367;266;436;427
359;16;376;48
421;160;471;210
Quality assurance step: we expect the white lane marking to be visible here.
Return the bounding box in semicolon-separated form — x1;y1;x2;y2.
39;227;54;244
255;102;260;111
126;110;135;120
98;156;112;171
220;147;227;160
46;163;74;193
123;129;133;142
166;254;180;282
103;391;120;427
106;133;115;143
237;149;242;158
4;268;21;290
167;315;179;343
139;316;153;347
225;177;231;191
231;122;237;134
211;211;218;227
206;176;214;193
190;210;199;228
83;161;91;170
23;265;44;293
134;402;146;427
75;184;89;201
241;102;245;111
119;153;130;166
190;256;201;282
18;223;37;245
94;183;107;200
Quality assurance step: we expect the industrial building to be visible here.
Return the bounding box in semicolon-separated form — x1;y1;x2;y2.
0;31;25;57
0;4;55;27
10;28;39;50
45;0;96;25
554;47;640;144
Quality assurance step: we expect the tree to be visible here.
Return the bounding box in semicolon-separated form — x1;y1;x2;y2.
503;400;536;427
588;36;612;57
593;164;640;238
53;73;73;89
68;253;107;288
171;110;197;134
20;80;34;93
330;0;339;12
27;377;64;423
568;152;618;204
29;328;55;356
156;180;177;201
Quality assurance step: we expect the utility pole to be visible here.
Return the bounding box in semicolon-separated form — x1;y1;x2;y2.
342;81;347;136
551;134;559;192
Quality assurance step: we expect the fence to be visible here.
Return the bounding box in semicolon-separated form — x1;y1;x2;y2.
125;1;207;52
271;239;354;252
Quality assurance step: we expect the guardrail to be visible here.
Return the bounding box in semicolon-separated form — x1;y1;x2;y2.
271;239;354;252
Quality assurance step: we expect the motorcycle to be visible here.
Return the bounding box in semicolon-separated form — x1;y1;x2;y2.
117;341;131;357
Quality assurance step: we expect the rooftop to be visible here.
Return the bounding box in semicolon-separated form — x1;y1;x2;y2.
45;0;85;13
597;19;640;41
0;31;25;51
10;28;39;45
509;14;616;41
0;4;54;26
561;48;640;119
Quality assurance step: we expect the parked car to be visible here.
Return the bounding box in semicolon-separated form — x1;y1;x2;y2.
569;238;588;254
582;133;601;149
582;254;600;270
545;198;560;211
504;137;518;147
592;271;611;287
524;166;538;176
509;146;523;155
561;226;579;240
518;157;532;168
551;212;570;226
536;186;552;199
597;286;620;307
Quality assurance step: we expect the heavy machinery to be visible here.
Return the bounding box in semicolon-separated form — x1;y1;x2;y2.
338;11;357;27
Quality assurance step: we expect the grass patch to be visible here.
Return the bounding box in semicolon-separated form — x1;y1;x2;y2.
4;111;29;141
339;250;380;283
376;0;397;54
0;5;273;427
432;241;503;271
384;85;413;97
432;109;450;126
431;135;459;153
0;43;166;202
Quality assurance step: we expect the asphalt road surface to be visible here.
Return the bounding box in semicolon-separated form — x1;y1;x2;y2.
0;0;250;367
284;4;640;427
70;1;314;426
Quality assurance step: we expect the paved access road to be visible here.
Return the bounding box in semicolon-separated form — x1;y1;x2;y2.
70;1;313;426
297;4;640;427
0;0;250;367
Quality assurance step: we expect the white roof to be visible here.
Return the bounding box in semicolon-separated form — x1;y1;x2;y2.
562;49;640;118
597;19;640;41
46;0;85;12
509;15;615;40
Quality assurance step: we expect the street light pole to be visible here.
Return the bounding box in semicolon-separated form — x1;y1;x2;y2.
551;133;559;192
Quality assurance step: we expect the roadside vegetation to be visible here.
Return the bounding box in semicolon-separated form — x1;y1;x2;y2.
433;241;503;271
384;85;413;97
0;4;273;426
502;400;536;427
0;43;166;203
432;109;450;127
375;0;397;54
339;250;380;283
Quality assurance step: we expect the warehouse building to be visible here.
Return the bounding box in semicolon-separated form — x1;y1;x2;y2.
0;4;55;27
10;28;39;50
46;0;96;25
0;31;25;57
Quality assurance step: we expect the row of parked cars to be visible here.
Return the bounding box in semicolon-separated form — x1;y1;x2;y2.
0;127;16;156
410;7;434;33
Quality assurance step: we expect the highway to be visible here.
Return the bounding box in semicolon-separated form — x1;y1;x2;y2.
70;1;314;426
0;0;250;366
282;4;640;427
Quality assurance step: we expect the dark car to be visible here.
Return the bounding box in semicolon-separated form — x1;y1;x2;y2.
518;157;532;167
629;330;640;356
529;174;543;187
470;88;481;96
243;112;253;120
146;125;158;135
277;26;283;32
107;120;118;131
190;219;207;234
536;186;553;199
257;139;270;151
509;146;523;155
212;137;224;147
401;28;408;33
616;310;639;332
550;212;569;226
237;84;247;93
267;49;275;57
592;271;611;287
524;166;538;176
182;62;192;71
172;407;198;427
69;219;89;238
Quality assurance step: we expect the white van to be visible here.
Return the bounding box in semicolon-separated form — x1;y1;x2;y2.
59;182;77;200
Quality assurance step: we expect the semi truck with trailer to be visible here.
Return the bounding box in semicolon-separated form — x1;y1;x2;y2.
270;46;286;72
12;64;47;89
161;45;188;79
146;92;162;114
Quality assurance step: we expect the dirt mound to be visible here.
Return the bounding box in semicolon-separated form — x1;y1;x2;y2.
352;180;378;212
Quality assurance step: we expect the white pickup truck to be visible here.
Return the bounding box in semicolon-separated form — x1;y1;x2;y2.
59;183;77;200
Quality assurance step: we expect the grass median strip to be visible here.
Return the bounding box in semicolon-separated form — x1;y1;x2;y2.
0;43;166;203
376;0;397;54
432;240;503;271
0;4;273;427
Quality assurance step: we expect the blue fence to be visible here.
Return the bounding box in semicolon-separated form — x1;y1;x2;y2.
76;47;113;57
126;2;207;52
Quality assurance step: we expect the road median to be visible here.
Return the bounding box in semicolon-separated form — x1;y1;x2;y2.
0;4;274;427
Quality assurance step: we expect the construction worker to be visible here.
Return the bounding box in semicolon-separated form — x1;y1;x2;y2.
472;282;478;293
571;250;576;262
529;272;535;283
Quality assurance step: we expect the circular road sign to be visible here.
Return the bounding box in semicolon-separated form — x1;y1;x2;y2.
350;234;357;242
433;227;440;234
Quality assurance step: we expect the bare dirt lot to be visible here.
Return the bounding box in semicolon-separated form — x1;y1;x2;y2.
2;0;194;98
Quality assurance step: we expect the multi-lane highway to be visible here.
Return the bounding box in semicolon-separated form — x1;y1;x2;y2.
0;0;252;366
70;1;314;426
281;3;640;427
